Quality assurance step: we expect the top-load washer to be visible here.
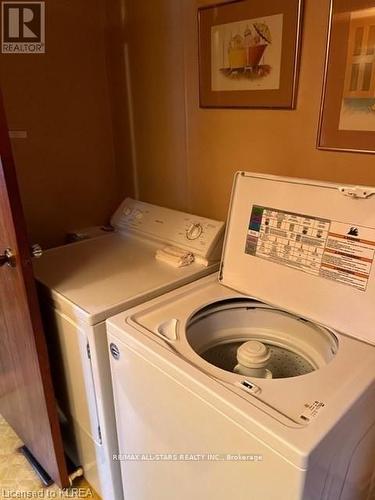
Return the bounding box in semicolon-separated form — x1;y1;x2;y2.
34;197;224;499
107;172;375;500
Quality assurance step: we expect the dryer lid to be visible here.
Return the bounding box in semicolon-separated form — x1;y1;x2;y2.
220;172;375;346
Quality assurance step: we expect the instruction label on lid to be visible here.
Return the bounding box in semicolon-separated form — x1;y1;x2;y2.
245;206;375;292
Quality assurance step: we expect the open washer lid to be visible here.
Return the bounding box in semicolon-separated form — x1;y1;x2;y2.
220;172;375;346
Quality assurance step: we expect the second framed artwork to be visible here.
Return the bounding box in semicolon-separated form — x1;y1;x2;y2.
198;0;304;109
318;0;375;153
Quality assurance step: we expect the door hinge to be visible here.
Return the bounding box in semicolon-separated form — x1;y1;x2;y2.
98;425;102;445
86;342;91;360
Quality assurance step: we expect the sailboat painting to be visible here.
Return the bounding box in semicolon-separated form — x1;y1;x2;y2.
211;14;283;92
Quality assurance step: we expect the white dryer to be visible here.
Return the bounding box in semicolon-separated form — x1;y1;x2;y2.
107;173;375;500
34;198;224;499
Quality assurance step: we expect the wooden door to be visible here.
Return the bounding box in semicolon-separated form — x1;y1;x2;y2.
0;90;69;488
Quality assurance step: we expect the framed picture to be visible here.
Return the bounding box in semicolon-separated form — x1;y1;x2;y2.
198;0;304;109
318;0;375;153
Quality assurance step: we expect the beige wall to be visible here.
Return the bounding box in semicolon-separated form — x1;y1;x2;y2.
105;0;135;202
119;0;190;210
119;0;375;223
0;0;129;248
3;0;375;247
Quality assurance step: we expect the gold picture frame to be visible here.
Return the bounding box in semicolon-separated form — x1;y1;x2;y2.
318;0;375;153
198;0;304;109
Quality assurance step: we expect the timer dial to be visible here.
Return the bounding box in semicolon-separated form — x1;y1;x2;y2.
186;223;203;240
134;209;143;220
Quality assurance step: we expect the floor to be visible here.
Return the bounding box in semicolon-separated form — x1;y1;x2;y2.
0;415;101;498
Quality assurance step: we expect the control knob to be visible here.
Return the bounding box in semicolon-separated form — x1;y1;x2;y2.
134;210;143;220
186;223;203;240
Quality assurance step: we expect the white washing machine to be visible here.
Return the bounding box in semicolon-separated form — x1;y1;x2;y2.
107;172;375;500
34;198;224;499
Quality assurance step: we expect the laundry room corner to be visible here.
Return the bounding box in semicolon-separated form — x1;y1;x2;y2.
1;0;375;498
0;0;126;249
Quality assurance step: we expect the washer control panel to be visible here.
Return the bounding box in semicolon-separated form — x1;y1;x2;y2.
111;198;224;259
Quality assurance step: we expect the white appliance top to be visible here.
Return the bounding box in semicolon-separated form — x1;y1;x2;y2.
113;274;375;441
221;172;375;346
35;199;224;325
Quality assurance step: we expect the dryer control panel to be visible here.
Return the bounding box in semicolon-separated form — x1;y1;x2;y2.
111;198;225;262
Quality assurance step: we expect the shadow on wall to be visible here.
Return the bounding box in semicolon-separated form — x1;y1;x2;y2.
0;0;128;248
